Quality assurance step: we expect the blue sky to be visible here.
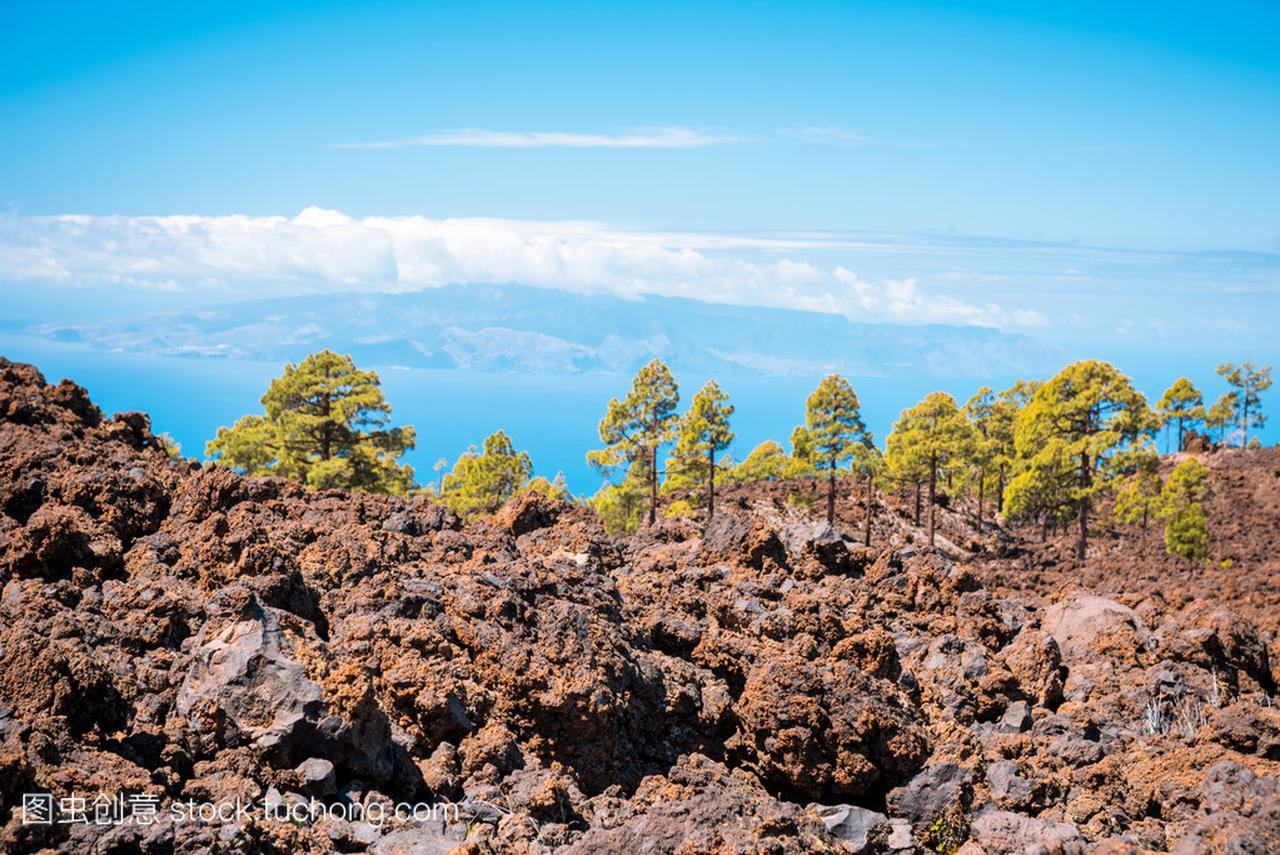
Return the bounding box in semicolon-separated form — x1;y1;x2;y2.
0;1;1278;359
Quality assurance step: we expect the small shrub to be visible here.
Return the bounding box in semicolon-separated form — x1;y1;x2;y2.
663;499;694;519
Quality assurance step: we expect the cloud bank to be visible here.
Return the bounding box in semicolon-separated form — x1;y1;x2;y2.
0;208;1044;327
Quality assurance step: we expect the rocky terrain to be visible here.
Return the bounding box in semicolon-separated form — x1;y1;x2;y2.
0;356;1277;854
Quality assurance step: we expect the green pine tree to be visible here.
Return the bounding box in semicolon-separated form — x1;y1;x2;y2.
886;391;978;547
1216;362;1272;448
964;387;1010;532
850;442;884;547
667;380;735;518
588;358;680;526
517;473;571;502
1111;447;1163;541
206;349;416;494
1157;378;1204;452
589;460;649;534
1003;437;1078;541
727;440;786;484
803;374;871;525
1204;392;1239;446
1012;360;1154;560
440;430;534;517
1160;458;1211;563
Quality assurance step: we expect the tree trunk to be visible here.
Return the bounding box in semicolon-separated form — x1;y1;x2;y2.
1040;514;1048;543
648;446;658;526
977;467;985;534
1077;451;1089;561
1176;417;1184;453
1242;382;1249;448
320;392;332;461
928;454;937;546
913;482;921;526
826;466;836;526
863;472;873;547
997;464;1005;517
707;448;716;520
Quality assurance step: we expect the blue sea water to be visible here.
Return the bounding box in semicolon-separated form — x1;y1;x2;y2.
0;333;1272;495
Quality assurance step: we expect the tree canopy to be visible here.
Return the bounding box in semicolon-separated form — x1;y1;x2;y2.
1157;378;1204;452
886;391;977;545
205;349;415;494
1111;447;1162;536
1216;362;1272;448
1010;360;1153;560
588;358;680;526
803;374;870;524
1204;392;1239;446
440;430;534;517
666;380;734;517
1160;458;1211;562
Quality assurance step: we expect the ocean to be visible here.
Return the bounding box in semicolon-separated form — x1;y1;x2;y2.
0;333;1270;495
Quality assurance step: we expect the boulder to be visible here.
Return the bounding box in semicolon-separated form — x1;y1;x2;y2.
887;762;973;824
809;803;890;851
969;809;1085;854
986;760;1034;806
175;589;393;780
296;757;337;796
1041;592;1151;664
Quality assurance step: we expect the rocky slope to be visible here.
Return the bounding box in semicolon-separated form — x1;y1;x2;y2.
0;357;1277;854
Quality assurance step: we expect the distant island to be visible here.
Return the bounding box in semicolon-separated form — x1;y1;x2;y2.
31;283;1063;379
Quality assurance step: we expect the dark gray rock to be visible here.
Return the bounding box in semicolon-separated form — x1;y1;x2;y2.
371;826;468;855
887;762;973;824
175;591;394;781
970;809;1085;855
296;757;337;796
809;803;890;851
997;700;1032;734
986;760;1034;805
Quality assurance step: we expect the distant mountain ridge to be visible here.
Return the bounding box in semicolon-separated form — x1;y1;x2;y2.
32;284;1062;378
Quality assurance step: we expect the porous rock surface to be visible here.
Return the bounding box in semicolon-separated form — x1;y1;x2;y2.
0;357;1277;853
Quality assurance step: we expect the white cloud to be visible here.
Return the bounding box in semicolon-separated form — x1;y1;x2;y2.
333;127;738;150
0;208;1044;328
333;125;874;150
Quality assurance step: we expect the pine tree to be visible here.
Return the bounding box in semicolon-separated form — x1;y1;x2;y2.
886;392;977;546
1003;438;1077;541
1111;448;1163;541
727;440;787;484
518;472;571;502
803;375;871;525
206;349;415;494
589;460;649;534
1216;362;1272;448
991;380;1040;510
440;430;534;517
789;425;814;467
667;380;735;518
588;358;680;526
1157;378;1204;452
1013;360;1154;560
850;443;884;547
964;387;1007;532
1204;392;1239;446
1160;458;1211;563
885;427;929;526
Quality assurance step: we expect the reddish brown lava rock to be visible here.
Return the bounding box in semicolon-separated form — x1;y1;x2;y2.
0;357;1277;853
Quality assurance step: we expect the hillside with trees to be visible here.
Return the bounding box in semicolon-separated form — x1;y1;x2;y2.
0;353;1276;854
